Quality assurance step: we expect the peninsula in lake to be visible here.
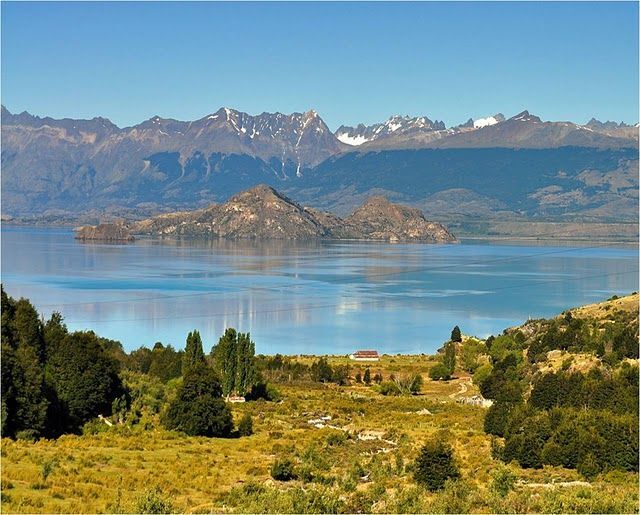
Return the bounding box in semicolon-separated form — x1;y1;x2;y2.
130;184;456;243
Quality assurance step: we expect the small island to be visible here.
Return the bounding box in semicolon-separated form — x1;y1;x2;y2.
131;184;457;243
74;223;135;242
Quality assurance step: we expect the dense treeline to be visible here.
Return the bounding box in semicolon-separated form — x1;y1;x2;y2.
1;287;126;438
474;307;639;478
1;287;267;439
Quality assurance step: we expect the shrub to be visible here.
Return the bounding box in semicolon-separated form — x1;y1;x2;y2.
429;363;451;381
410;374;423;394
379;381;401;396
491;466;516;497
473;363;492;388
414;440;460;491
15;429;39;442
271;458;297;481
237;413;253;437
577;453;601;480
134;487;175;514
41;458;57;482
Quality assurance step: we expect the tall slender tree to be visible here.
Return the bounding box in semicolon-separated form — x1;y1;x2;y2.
443;341;456;376
182;330;205;376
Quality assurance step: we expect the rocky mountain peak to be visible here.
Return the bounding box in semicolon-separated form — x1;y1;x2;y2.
510;110;542;123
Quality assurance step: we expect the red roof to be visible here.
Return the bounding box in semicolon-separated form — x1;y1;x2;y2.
353;350;379;356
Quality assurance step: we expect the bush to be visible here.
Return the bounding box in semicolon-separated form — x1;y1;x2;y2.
271;458;297;481
414;440;460;491
491;466;516;497
15;429;39;442
429;363;451;381
577;453;601;480
410;374;423;394
134;487;175;514
379;381;401;396
237;413;253;437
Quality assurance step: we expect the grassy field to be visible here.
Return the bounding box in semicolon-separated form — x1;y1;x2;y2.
2;353;638;514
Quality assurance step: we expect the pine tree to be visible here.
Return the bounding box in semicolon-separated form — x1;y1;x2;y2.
182;330;205;376
451;326;462;343
363;368;371;385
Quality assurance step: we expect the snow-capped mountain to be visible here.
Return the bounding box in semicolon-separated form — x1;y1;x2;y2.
335;115;446;147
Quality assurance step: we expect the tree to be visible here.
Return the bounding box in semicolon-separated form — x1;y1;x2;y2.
363;368;371;385
163;363;233;437
355;371;362;383
211;329;257;396
11;343;49;437
47;331;125;431
443;341;456;376
148;343;183;382
310;357;333;383
182;330;205;376
43;312;67;360
451;326;462;343
11;298;44;361
414;440;460;491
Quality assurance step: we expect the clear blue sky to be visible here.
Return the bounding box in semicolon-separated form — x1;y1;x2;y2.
2;1;638;129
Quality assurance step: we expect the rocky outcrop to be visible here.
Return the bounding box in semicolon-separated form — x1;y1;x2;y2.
75;223;134;242
130;185;456;243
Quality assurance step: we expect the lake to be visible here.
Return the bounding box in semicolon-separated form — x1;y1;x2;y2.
1;226;637;354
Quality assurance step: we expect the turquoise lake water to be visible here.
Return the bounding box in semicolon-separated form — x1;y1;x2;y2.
1;226;637;354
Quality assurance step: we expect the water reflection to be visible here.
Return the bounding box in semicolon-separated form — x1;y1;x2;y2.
2;226;637;354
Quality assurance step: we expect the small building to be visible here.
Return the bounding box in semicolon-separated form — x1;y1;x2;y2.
350;350;380;362
227;395;246;403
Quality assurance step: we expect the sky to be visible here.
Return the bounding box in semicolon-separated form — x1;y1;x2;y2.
1;1;638;130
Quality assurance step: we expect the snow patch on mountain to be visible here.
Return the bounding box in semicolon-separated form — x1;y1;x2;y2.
473;116;499;128
336;132;370;146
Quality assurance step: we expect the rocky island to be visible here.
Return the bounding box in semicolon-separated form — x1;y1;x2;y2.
74;223;135;242
130;185;456;243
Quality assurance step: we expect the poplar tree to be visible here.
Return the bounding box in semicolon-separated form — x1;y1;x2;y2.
182;330;205;376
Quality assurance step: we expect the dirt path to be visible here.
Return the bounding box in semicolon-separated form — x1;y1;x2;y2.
449;378;470;399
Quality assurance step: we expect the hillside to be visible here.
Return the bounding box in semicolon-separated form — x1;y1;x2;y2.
1;289;638;514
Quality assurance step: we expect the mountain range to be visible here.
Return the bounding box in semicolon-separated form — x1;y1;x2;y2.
2;105;638;230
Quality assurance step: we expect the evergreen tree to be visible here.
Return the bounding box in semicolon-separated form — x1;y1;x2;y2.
163;363;233;437
451;326;462;343
182;330;205;376
414;440;460;491
11;298;44;362
43;312;67;361
12;343;49;437
363;368;371;385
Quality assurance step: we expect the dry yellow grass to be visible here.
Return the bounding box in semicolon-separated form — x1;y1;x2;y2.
1;354;637;513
